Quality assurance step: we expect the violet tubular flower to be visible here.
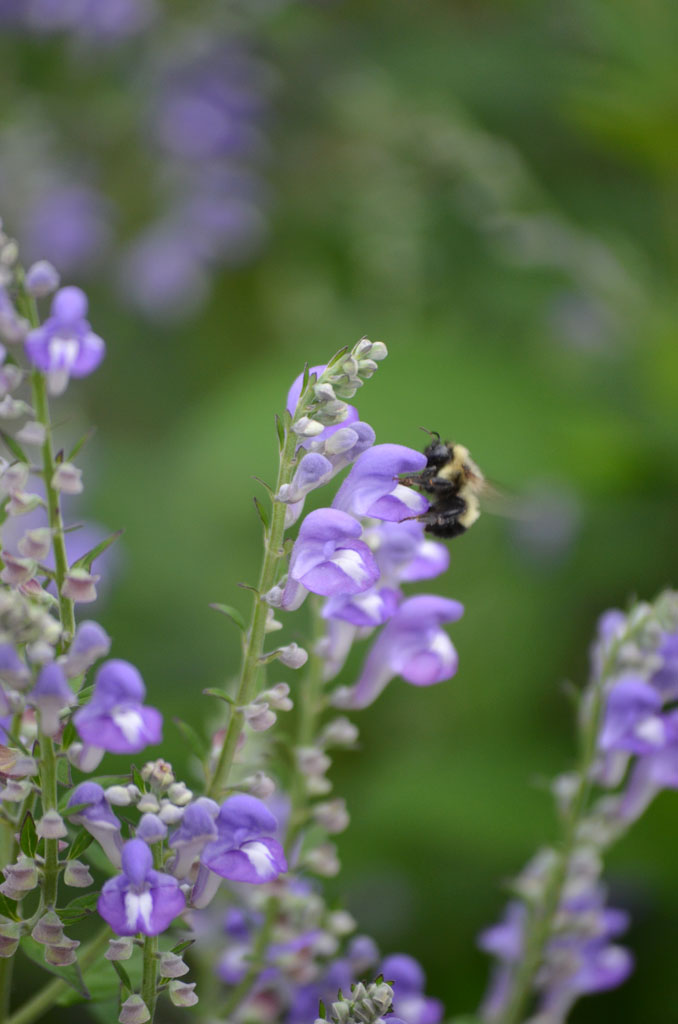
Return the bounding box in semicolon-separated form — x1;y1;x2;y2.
73;658;162;755
381;953;443;1024
98;838;186;937
67;781;123;867
200;794;287;885
24;286;105;395
332;444;429;523
276;508;379;612
333;595;463;709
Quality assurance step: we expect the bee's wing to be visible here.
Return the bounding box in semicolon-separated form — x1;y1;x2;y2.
477;480;534;521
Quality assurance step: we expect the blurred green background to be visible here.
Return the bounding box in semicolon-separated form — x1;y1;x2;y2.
2;1;678;1020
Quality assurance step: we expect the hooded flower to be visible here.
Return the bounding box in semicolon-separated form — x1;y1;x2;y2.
277;508;379;612
24;286;105;395
73;659;162;754
98;839;186;936
200;794;287;884
332;595;463;709
67;782;123;867
332;444;428;522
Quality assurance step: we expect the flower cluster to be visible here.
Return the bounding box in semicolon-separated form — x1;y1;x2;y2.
477;590;678;1022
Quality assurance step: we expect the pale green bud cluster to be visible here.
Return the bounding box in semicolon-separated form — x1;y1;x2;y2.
316;979;395;1024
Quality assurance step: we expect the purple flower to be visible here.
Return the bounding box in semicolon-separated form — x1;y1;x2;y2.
63;619;112;677
67;782;123;867
619;711;678;820
22;184;111;274
73;659;162;754
277;508;379;612
381;954;443;1024
322;587;400;628
650;631;678;700
598;676;667;755
168;799;219;879
367;521;449;583
98;839;185;936
31;662;75;736
24;286;105;395
332;444;429;522
200;794;287;884
333;595;463;709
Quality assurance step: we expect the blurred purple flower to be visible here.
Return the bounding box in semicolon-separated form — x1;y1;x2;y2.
22;184;111;274
366;520;449;583
381;954;443;1024
598;676;667;755
333;595;463;709
322;586;400;628
98;838;185;936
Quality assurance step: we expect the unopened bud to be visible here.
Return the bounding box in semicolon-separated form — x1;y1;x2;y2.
105;785;134;806
304;842;340;877
32;910;64;945
63;859;93;888
261;682;293;711
141;759;174;788
25;260;60;297
241;702;277;732
167;782;193;806
36;809;67;839
45;936;79;966
305;775;332;796
313;798;349;834
241;771;276;799
158;800;185;825
168;980;199;1007
292;417;325;438
136;813;167;844
368;341;387;360
296;747;331;777
320;716;358;748
158;951;190;978
137;793;160;814
277;643;308;669
327;910;356;936
105;936;134;961
264;607;283;632
119;995;151;1024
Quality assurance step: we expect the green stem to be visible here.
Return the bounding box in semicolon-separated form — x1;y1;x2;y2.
38;735;59;908
0;958;13;1024
6;925;111;1024
141;935;159;1020
207;422;298;800
498;616;650;1024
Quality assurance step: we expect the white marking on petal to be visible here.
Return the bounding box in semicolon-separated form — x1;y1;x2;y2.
125;890;153;931
113;709;144;744
331;548;370;585
49;337;79;371
351;592;384;621
392;484;425;511
241;840;275;878
635;717;665;746
430;631;454;667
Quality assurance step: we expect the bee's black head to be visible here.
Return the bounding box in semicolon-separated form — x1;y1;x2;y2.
423;435;451;469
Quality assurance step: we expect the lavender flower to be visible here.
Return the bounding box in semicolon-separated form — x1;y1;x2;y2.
98;838;185;936
333;595;464;709
200;794;287;885
276;508;379;612
24;286;105;394
67;781;123;866
381;954;443;1024
31;661;75;736
72;658;162;754
332;444;429;522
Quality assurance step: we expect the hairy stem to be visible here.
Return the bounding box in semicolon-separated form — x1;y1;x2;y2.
141;934;159;1020
6;925;111;1024
498;616;649;1024
207;421;298;799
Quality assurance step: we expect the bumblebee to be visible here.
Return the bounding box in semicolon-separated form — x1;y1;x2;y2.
401;432;485;539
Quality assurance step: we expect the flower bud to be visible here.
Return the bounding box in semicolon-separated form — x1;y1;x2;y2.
303;842;340;877
168;980;199;1007
63;859;93;888
0;917;20;958
61;569;100;604
25;260;60;297
327;910;356;936
32;910;64;945
292;416;325;438
264;608;283;633
45;936;79;966
119;995;151;1024
320;716;359;748
158;951;190;978
277;643;308;669
18;528;52;561
137;793;160;814
296;747;331;777
36;810;67;839
16;421;47;446
105;936;134;961
167;781;193;806
105;785;134;806
260;682;293;711
305;775;332;796
312;798;349;834
141;759;174;788
241;702;277;732
51;463;83;495
4;855;38;892
240;771;276;799
136;813;167;844
158;800;185;825
66;742;105;773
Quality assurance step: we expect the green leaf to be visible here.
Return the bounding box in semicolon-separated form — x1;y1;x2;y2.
19;811;37;858
110;958;132;994
20;935;90;998
0;431;28;464
132;766;146;793
172;718;205;761
202;687;236;705
253;496;269;530
58;892;100;926
61;720;77;749
61;801;91;818
57;948;142;1007
275;414;285;451
71;530;123;571
170;939;194;955
209;603;246;631
0;892;17;919
76;684;95;706
327;345;349;369
67;426;97;462
68;829;94;861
